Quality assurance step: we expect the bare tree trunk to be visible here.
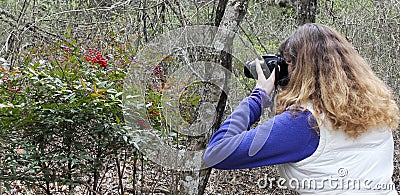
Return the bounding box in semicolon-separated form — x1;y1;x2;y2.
142;0;148;42
179;1;250;195
296;0;317;26
214;0;229;27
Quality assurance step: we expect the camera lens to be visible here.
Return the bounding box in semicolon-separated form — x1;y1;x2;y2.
244;60;271;80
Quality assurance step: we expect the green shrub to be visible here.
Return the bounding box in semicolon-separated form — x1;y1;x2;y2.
0;43;137;194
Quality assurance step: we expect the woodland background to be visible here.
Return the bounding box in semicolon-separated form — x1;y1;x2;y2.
0;0;399;194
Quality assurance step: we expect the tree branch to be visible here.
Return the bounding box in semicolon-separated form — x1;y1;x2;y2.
165;0;188;26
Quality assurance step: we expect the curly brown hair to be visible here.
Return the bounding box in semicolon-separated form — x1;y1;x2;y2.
276;23;399;137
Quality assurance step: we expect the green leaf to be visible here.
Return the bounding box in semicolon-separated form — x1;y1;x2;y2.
80;78;87;88
4;182;11;191
116;115;120;124
107;89;118;94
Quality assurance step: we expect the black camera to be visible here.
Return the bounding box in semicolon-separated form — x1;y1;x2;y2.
244;54;289;87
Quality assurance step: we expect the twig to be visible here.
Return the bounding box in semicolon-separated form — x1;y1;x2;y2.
165;0;188;26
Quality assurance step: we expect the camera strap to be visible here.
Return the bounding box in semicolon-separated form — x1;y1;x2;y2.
274;63;279;88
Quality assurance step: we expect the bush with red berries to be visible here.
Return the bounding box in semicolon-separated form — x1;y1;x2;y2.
0;39;138;194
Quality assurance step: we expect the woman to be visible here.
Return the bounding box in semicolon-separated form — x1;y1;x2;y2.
203;23;399;194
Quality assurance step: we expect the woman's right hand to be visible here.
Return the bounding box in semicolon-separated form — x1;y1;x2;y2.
254;58;276;96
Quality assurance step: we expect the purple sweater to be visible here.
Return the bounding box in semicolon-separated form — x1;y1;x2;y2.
203;88;319;170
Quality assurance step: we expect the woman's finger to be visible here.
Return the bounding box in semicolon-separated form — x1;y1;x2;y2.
269;66;276;80
255;59;266;80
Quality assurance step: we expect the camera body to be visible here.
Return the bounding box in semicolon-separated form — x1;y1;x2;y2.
244;54;289;87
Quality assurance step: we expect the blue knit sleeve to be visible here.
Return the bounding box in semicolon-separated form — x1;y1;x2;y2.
203;88;319;170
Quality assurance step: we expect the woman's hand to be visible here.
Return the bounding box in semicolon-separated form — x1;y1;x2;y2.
254;58;276;96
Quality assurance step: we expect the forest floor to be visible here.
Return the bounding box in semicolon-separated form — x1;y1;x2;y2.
3;131;400;195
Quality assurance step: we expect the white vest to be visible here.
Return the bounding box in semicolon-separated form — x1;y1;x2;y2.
278;106;397;195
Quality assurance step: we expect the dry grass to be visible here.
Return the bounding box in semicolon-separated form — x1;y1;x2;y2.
393;129;400;192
